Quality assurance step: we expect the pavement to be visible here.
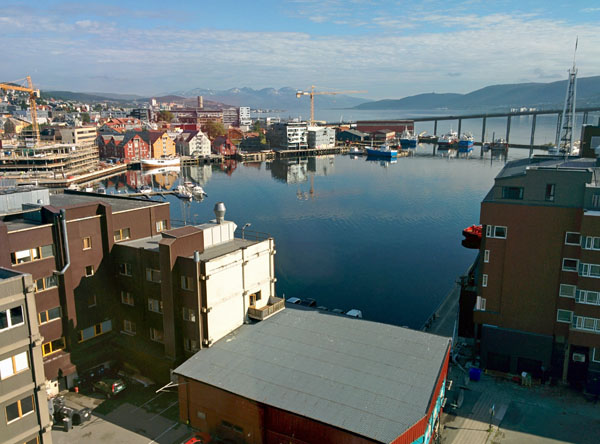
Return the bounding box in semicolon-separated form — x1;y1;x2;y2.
441;356;600;444
51;385;194;444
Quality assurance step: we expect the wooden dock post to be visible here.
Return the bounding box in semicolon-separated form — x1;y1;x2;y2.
529;114;537;158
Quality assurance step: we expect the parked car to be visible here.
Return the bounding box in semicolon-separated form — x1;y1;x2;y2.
92;378;126;398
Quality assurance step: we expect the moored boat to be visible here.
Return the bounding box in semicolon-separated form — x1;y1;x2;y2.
175;185;192;200
399;130;418;148
141;157;181;169
348;146;364;155
366;143;398;158
437;131;458;149
462;224;482;243
458;133;474;152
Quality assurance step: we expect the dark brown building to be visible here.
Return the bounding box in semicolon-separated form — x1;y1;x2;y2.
474;147;600;390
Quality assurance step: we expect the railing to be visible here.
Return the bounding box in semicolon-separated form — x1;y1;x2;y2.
248;296;285;321
235;228;272;242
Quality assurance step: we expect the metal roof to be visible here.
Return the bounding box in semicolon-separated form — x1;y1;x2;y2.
175;307;449;443
49;192;166;213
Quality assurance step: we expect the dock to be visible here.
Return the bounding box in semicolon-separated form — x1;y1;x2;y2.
6;163;128;188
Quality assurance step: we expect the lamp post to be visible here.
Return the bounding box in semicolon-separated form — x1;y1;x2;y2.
242;223;251;240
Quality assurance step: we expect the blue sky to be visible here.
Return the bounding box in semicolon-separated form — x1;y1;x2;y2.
3;0;600;99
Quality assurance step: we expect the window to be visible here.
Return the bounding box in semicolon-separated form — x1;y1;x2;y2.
593;347;600;363
182;307;196;322
42;337;65;356
593;194;600;209
6;395;35;424
148;298;163;313
475;296;486;311
149;328;164;343
556;309;573;323
577;289;600;305
181;276;194;291
156;220;167;232
559;284;576;298
572;315;600;332
146;268;161;283
78;320;112;342
121;291;134;306
123;319;136;335
562;258;579;272
494;226;507;239
38;306;61;325
10;244;54;265
184;337;199;352
83;236;92;250
119;263;132;276
88;294;97;308
0;306;24;331
114;227;131;242
565;232;581;245
34;275;58;292
545;184;555;201
85;265;94;277
0;351;29;380
502;186;524;200
486;225;492;237
482;274;488;287
578;262;600;278
582;236;600;250
484;250;490;263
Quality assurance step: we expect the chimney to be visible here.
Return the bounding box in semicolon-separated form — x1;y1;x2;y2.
214;202;226;224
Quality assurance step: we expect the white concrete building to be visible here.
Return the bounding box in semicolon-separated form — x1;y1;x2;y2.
267;122;308;150
239;106;251;127
308;126;336;149
176;130;211;157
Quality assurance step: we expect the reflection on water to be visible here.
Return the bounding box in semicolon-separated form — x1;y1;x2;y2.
100;146;528;328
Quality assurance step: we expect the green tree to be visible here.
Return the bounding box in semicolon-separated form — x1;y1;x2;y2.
252;120;262;132
93;104;103;112
204;120;226;140
81;113;91;124
157;110;173;122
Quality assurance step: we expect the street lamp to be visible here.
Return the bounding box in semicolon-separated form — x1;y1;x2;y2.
242;223;251;240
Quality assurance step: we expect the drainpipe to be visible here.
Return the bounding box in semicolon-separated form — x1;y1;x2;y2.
56;209;71;275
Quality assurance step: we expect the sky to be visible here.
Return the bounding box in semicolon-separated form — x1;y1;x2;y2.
2;0;600;99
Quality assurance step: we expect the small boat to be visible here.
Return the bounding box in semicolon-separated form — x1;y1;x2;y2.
366;143;398;158
348;146;364;155
462;224;482;242
192;186;207;197
175;185;192;200
138;185;152;194
141;157;181;169
437;131;458;149
458;133;474;152
399;130;418;148
490;138;508;153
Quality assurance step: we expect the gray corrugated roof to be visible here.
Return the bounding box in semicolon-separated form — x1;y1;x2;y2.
175;307;449;443
49;193;166;213
496;156;597;179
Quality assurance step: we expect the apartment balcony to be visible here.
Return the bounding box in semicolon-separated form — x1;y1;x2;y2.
248;296;285;321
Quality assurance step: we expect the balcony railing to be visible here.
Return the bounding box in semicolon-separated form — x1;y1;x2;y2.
248;296;285;321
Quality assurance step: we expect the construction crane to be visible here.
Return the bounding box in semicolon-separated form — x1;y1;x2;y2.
296;86;366;125
0;76;40;142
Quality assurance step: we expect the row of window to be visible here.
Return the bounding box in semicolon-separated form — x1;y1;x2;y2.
6;395;35;424
34;275;57;292
78;320;112;343
565;232;600;250
39;307;61;325
556;310;600;333
0;306;24;332
485;225;507;239
123;265;195;291
0;351;29;380
10;245;54;265
559;284;600;306
42;337;65;357
500;184;555;201
562;258;600;278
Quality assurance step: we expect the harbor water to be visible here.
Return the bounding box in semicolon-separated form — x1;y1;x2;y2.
101;146;543;329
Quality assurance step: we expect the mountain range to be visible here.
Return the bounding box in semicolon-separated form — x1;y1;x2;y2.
354;75;600;111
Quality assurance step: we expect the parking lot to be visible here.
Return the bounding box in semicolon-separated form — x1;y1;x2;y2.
51;383;193;444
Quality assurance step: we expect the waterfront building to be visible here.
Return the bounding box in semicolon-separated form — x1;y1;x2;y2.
0;268;52;444
355;120;414;135
222;108;239;128
336;129;368;143
148;130;176;159
307;126;335;149
266;122;308;150
239;106;251;127
97;131;151;161
176;130;211;158
474;128;600;389
212;136;237;157
0;192;277;385
175;307;450;444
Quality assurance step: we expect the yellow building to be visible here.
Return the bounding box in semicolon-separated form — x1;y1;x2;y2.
149;130;176;158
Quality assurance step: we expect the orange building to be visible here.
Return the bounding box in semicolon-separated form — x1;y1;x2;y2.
148;130;176;159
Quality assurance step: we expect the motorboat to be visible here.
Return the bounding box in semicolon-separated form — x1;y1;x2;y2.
437;131;458;149
138;185;152;194
399;130;418;148
141;157;180;169
458;133;474;152
175;185;193;200
348;146;364;155
366;143;398;158
192;186;207;197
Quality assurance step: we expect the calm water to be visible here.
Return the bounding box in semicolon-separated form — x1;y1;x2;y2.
101;147;540;329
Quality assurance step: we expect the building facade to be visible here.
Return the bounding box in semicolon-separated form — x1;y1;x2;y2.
267;122;308;150
0;268;52;444
238;107;251;127
149;131;176;159
176;131;211;158
307;126;335;149
474;152;600;390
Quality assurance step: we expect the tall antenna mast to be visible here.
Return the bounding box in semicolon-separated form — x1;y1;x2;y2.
555;38;578;154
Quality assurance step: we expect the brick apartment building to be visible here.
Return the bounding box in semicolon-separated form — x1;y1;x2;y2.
0;191;278;388
473;125;600;390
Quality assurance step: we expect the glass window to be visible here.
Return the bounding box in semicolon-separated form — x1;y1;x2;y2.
5;401;20;423
502;186;524;199
494;226;507;238
14;352;28;372
482;274;488;287
557;309;573;323
10;306;23;327
565;232;581;245
0;356;14;379
83;237;92;249
559;284;576;298
85;265;94;277
562;258;578;271
484;250;490;263
146;268;161;283
119;263;132;276
545;184;555;201
121;291;134;306
40;244;54;258
0;310;8;330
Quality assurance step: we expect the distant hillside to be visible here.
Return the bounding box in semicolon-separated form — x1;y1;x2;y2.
169;87;368;110
41;90;130;103
355;75;600;110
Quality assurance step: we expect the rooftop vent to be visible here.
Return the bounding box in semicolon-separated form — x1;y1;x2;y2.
214;202;226;224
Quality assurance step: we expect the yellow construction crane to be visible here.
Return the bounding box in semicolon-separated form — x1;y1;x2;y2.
0;76;40;142
296;86;366;125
